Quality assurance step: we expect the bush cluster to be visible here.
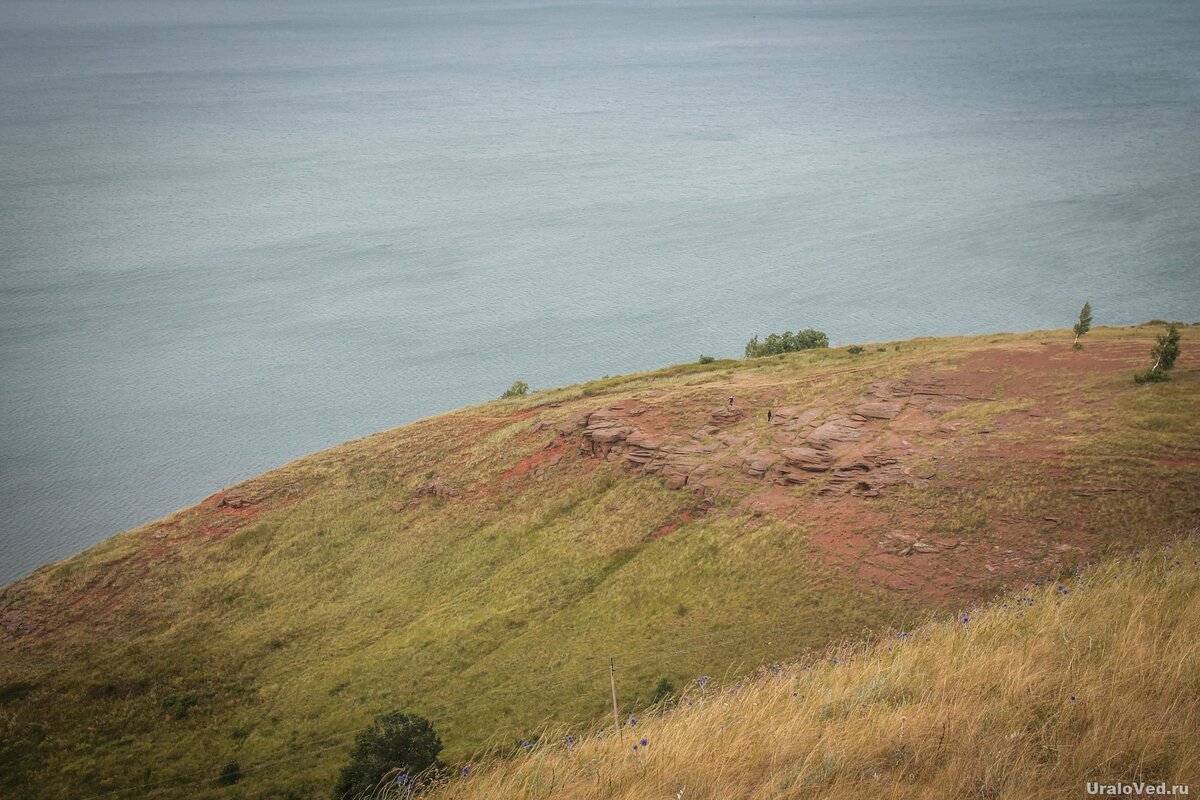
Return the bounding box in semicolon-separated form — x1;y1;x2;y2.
744;329;829;358
500;380;529;399
333;711;443;799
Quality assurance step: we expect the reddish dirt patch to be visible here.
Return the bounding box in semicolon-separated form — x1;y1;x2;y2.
556;337;1195;609
195;489;274;541
651;513;690;540
652;510;700;542
499;439;570;482
648;503;713;540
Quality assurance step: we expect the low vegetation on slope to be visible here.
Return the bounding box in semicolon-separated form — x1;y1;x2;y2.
0;325;1196;799
415;534;1200;800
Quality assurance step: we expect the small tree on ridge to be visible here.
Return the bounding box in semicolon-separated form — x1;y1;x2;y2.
1134;324;1182;384
1073;301;1092;349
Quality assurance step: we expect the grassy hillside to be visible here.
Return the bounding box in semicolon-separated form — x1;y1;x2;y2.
417;534;1200;800
0;324;1197;799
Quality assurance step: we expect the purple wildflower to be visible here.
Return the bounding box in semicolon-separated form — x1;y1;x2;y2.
640;738;649;747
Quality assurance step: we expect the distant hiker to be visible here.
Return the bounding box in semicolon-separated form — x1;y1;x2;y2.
767;409;773;423
728;395;734;408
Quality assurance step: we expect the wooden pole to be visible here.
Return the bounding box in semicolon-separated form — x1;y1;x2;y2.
609;657;621;731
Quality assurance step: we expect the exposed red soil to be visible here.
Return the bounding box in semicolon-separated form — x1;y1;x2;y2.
499;438;571;482
555;338;1197;608
194;488;285;542
2;484;303;641
648;500;714;540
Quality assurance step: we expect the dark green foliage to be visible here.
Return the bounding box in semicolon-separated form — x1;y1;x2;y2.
0;681;36;705
500;380;529;399
847;345;865;355
218;761;242;786
162;692;199;720
1073;302;1093;349
744;329;829;358
1135;324;1182;383
651;677;676;706
698;355;716;364
1134;369;1170;384
1152;324;1181;371
333;711;443;799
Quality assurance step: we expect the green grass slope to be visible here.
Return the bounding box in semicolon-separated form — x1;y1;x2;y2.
0;325;1196;799
420;535;1200;800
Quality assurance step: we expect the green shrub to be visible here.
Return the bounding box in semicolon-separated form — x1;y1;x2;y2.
500;380;529;399
218;761;242;786
847;345;865;355
1134;368;1170;384
744;329;829;358
333;711;443;799
651;677;677;706
698;355;716;364
0;681;36;704
162;692;199;720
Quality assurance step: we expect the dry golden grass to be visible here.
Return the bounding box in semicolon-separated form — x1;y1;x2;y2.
412;535;1200;800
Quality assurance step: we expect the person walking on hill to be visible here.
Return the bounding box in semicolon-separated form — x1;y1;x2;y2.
767;409;773;423
728;395;734;408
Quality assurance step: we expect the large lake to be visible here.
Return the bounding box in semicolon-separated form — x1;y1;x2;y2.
1;0;1197;586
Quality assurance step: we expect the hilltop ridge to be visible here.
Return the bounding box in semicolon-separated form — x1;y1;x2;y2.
1;324;1197;799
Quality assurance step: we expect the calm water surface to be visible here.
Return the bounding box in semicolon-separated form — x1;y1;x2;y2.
2;0;1198;585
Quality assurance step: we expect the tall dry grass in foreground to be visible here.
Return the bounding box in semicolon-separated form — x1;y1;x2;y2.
404;536;1200;800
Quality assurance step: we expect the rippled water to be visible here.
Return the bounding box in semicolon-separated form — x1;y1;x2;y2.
1;0;1198;585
